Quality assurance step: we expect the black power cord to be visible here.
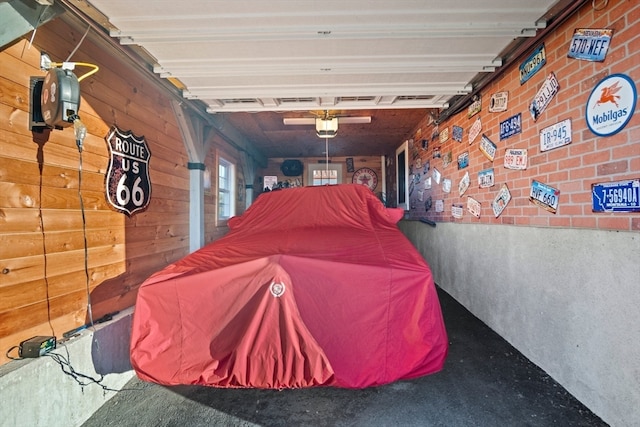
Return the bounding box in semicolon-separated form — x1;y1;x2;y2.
44;346;119;393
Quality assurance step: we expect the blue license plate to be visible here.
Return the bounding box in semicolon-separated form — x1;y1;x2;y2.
592;179;640;212
457;151;469;169
500;113;522;140
452;125;463;142
520;43;546;84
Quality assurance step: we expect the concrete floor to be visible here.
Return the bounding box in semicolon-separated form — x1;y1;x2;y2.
82;288;607;427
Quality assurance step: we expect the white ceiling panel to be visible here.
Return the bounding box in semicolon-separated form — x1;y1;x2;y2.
83;0;565;112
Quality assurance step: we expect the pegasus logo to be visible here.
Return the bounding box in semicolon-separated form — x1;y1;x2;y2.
595;81;622;108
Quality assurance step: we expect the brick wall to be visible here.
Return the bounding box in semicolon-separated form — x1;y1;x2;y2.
407;0;639;231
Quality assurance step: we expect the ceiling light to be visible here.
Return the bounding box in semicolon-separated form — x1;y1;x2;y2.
316;117;338;138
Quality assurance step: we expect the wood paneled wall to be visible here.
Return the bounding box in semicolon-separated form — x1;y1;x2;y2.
0;19;237;365
258;155;384;194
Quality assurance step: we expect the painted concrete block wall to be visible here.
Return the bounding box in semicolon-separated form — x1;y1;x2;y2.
399;221;639;427
396;4;640;425
0;310;134;427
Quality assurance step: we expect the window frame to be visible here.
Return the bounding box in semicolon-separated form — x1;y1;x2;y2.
217;155;236;224
307;163;343;186
395;140;410;210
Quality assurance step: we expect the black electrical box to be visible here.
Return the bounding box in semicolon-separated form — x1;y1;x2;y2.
19;336;56;358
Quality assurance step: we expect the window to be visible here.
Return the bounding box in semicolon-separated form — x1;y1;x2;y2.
307;164;342;186
218;157;235;220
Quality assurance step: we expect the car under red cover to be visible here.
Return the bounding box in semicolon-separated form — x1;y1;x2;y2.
130;184;448;389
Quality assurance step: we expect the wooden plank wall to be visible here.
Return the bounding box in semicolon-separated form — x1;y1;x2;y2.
0;19;238;365
258;155;384;194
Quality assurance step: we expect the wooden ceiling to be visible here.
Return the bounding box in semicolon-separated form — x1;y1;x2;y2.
220;109;430;157
52;0;578;158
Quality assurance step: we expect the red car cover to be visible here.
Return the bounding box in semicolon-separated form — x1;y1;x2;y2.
130;184;448;389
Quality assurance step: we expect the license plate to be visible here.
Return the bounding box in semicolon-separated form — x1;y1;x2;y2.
568;29;613;62
478;168;494;188
469;117;482;144
467;196;481;218
529;180;560;213
540;118;572;152
439;127;449;143
479;134;497;162
424;177;432;189
457;151;469;169
443;151;452;168
520;43;546;84
467;98;482;118
500;113;522;140
489;91;508;113
529;72;559;121
442;178;452;193
592;179;640;212
492;184;511;218
504;148;527;170
453;125;463;142
452;204;464;219
432;167;441;184
458;171;470;196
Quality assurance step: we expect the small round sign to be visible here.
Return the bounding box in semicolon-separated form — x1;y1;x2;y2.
352;167;378;191
586;73;637;137
269;281;286;298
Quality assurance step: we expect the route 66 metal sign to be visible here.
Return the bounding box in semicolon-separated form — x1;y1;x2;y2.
105;126;152;216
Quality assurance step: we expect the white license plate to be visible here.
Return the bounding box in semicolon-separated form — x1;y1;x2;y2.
439;127;449;143
504;148;528;170
540;118;572;152
478;168;494;188
458;171;470;196
479;135;497;162
489;91;508;113
467;196;481;218
492;184;512;218
452;204;464;219
529;180;560;213
469;117;482;144
530;72;560;121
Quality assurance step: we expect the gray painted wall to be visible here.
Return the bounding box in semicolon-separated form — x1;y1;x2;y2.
0;309;135;427
399;220;640;427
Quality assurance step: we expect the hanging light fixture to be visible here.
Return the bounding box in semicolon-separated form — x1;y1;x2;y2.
315;117;338;138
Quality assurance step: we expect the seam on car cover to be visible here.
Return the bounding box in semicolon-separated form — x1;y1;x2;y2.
173;278;186;383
